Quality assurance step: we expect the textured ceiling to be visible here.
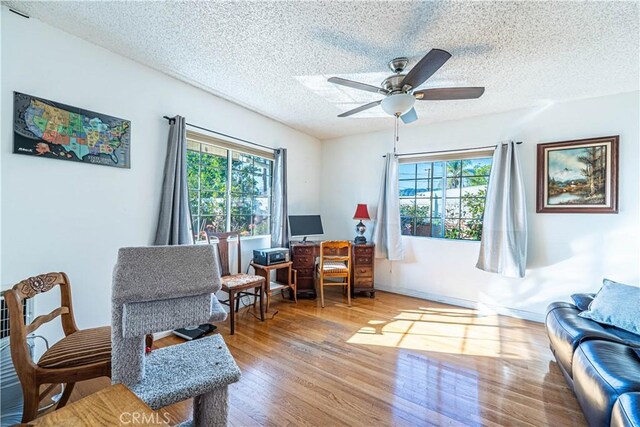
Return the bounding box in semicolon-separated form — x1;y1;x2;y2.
4;1;639;140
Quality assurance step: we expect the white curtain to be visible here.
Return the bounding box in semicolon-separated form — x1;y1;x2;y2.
372;154;404;261
476;141;527;277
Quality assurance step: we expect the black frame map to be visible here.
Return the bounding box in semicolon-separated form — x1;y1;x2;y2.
13;92;131;168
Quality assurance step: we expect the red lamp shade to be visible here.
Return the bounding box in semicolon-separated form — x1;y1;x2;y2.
353;204;371;220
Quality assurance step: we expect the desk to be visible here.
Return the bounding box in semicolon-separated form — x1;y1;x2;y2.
251;261;296;312
31;384;169;426
282;241;375;298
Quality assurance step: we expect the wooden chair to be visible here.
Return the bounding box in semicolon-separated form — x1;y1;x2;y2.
206;232;265;335
4;272;112;423
316;241;352;308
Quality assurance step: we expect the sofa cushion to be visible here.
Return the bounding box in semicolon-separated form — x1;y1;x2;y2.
545;302;635;381
571;293;596;311
572;341;640;427
579;279;640;335
611;393;640;427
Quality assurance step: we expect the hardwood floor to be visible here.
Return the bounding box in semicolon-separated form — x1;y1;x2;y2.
66;290;585;426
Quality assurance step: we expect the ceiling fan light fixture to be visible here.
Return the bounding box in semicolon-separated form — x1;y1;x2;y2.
381;93;415;116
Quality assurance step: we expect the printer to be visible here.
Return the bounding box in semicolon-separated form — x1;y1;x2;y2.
253;247;290;266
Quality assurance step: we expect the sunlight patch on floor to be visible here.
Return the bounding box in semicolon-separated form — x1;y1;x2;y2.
347;306;530;359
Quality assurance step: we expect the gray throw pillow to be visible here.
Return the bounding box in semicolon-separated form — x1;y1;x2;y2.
579;279;640;335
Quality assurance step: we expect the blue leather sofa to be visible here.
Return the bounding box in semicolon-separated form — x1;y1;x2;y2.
546;301;640;427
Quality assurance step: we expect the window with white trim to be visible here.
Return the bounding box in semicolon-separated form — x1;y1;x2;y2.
398;156;492;241
186;133;273;240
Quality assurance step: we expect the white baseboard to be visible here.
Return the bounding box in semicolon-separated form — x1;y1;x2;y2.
374;284;544;323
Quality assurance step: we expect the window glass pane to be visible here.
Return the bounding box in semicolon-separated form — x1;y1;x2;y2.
461;177;488;196
432;178;444;191
461;197;486;219
415;180;431;197
432;196;443;218
446;179;462;198
230;197;252;216
431;219;443;238
254;173;271;196
189;191;199;217
460;219;483;241
399;163;416;180
444;219;461;239
415;198;431;218
399;180;416;196
446;160;462;177
399;199;415;217
200;192;226;216
253;215;270;236
462;158;492;176
445;198;460;218
231;215;252;236
401;216;414;236
202;216;226;234
232;152;253;169
186;138;272;239
200;151;227;192
187;150;200;190
433;161;445;178
397;156;491;241
253;197;270;216
416;163;432;179
415;218;432;237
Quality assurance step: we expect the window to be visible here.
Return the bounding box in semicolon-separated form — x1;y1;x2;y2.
187;134;273;240
399;156;492;241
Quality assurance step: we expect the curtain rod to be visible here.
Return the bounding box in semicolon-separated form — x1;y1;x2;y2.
163;116;275;152
383;141;523;158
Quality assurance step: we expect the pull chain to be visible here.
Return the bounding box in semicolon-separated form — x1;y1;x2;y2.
393;113;400;155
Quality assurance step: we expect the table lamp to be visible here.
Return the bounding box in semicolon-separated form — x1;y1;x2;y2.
353;204;371;244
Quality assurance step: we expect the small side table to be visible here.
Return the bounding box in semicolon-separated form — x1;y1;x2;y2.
250;261;297;312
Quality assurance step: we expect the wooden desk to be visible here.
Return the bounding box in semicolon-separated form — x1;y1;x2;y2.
282;241;375;298
251;261;296;312
31;384;168;426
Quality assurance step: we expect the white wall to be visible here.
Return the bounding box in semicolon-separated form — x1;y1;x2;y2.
321;91;640;321
0;10;321;346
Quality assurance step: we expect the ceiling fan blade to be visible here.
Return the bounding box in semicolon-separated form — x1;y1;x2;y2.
402;49;452;89
414;87;485;100
338;100;382;117
400;108;418;124
328;77;387;94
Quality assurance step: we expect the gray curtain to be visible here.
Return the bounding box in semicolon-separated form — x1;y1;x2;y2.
154;115;193;245
476;141;527;277
372;154;404;260
270;148;288;248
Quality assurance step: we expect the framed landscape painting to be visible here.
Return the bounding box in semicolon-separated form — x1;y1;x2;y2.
537;136;618;213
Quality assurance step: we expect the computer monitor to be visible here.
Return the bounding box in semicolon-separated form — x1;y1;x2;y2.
288;215;324;242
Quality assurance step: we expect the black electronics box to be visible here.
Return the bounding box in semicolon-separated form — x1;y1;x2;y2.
253;247;290;265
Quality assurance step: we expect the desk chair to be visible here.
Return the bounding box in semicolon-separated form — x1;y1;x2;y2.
4;272;112;423
206;232;265;335
316;240;352;308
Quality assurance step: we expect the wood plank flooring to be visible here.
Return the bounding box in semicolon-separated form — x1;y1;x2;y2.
65;290;585;426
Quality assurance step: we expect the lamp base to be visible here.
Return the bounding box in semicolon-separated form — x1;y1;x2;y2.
354;236;367;245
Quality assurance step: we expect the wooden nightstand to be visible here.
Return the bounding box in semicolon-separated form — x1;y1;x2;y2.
351;243;375;297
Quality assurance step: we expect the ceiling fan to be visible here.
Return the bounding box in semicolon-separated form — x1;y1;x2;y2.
328;49;485;124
